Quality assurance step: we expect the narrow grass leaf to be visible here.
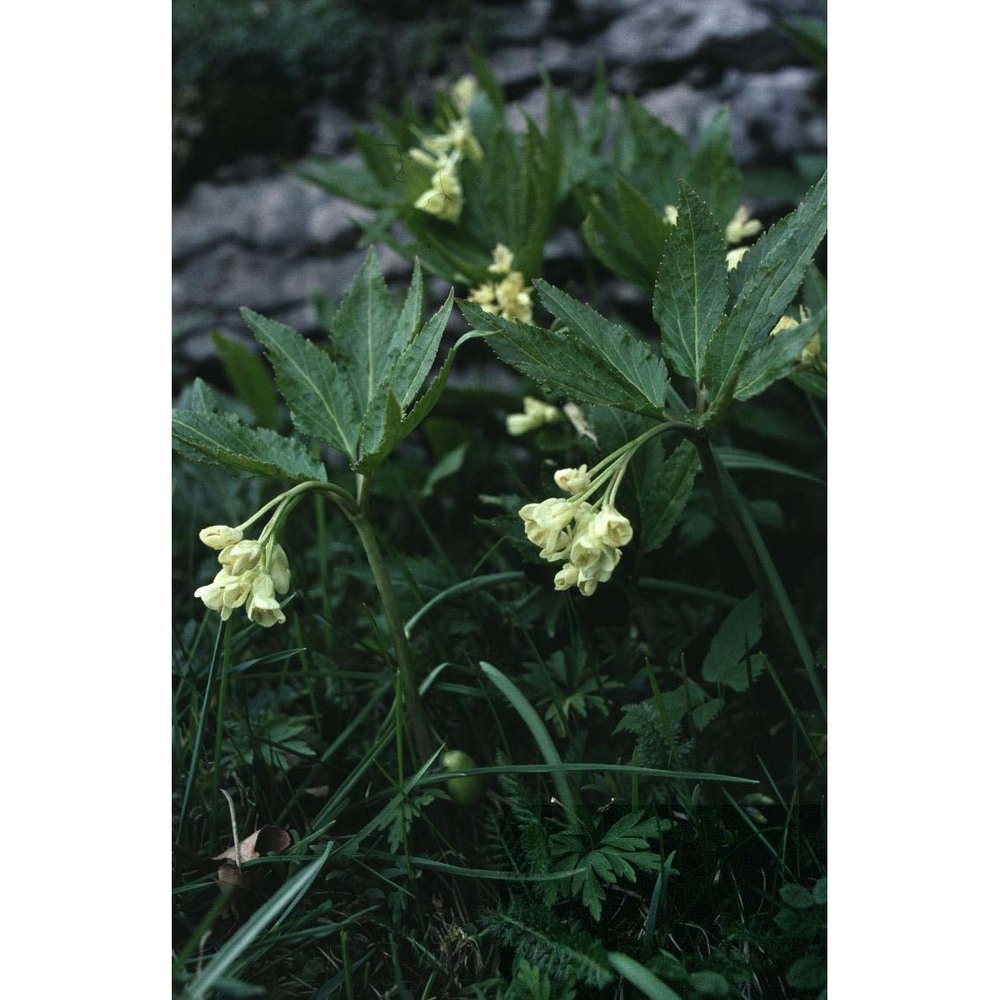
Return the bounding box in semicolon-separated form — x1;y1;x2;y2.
607;953;684;1000
480;661;579;826
186;843;332;999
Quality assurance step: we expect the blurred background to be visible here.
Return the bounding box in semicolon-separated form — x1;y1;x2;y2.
173;0;826;394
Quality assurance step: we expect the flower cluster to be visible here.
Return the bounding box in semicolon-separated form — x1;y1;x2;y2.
409;81;483;223
770;305;824;372
194;524;291;628
519;461;634;597
467;243;534;324
506;395;562;436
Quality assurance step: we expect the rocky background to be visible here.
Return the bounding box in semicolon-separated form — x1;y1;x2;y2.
172;0;826;396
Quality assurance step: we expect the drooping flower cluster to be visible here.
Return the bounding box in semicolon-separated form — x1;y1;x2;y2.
519;458;635;597
506;395;562;436
770;305;824;372
409;81;484;223
194;523;291;628
467;243;534;324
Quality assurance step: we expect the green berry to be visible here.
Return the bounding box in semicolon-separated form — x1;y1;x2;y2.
441;749;485;806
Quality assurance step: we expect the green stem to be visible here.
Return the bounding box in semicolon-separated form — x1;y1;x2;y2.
695;435;827;718
349;479;435;762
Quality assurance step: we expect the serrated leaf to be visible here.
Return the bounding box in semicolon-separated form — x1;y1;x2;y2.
582;201;656;290
184;377;223;414
653;182;728;382
390;289;454;410
536;280;670;411
704;172;827;406
701;595;762;692
637;439;700;553
326;246;402;422
242;307;359;462
171;409;326;483
354;323;462;475
734;310;825;402
461;300;662;414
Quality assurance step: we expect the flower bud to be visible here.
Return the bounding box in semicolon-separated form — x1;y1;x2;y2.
199;525;243;550
269;544;291;594
554;464;590;495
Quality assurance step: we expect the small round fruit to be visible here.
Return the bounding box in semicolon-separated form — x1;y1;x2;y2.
441;749;485;806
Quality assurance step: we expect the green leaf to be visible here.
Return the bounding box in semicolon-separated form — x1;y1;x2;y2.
325;246;403;423
462;301;661;415
685;107;742;223
637;439;700;553
786;954;826;990
536;280;670;411
171;409;326;483
209;330;281;429
780;883;817;909
812;876;827;906
714;445;825;485
733;310;825;402
701;594;762;692
608;953;684;1000
613;97;691;208
242;308;359;462
688;970;731;995
292;158;392;209
704;172;827;409
653;181;728;382
421;442;467;498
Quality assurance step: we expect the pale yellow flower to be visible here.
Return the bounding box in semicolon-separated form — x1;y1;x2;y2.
494;272;534;324
726;246;750;271
450;75;477;113
554;465;591;495
725;205;763;245
769;306;823;371
488;243;515;275
414;158;463;222
199;525;243;550
220;539;262;576
663;204;679;226
506;396;561;436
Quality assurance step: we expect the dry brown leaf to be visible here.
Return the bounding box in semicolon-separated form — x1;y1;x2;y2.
213;824;291;892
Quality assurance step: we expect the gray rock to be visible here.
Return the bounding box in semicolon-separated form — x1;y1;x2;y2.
174;174;332;259
722;66;825;162
603;0;770;67
640;83;721;144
